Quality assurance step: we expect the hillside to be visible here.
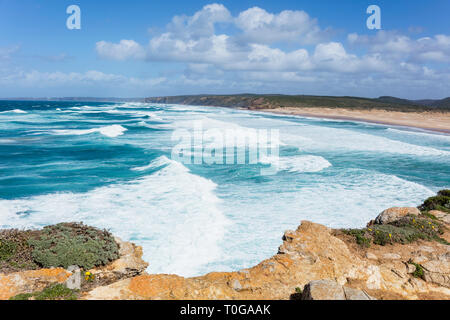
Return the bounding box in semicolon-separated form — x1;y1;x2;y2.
145;94;450;112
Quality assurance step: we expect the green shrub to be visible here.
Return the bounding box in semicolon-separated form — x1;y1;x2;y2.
28;223;119;270
421;211;438;220
343;229;371;247
0;240;17;261
34;284;79;300
408;259;425;280
343;215;448;247
419;190;450;213
0;230;39;272
371;224;423;245
438;190;450;197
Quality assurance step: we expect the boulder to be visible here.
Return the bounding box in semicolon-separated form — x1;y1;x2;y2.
301;280;345;300
382;253;402;260
301;280;375;300
343;286;374;300
422;253;450;288
374;207;420;224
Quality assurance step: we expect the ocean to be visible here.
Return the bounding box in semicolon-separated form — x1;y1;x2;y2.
0;100;449;276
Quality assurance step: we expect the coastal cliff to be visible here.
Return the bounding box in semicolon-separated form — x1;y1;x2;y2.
1;191;449;300
144;94;450;112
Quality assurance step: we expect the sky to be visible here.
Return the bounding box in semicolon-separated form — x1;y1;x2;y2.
0;0;449;99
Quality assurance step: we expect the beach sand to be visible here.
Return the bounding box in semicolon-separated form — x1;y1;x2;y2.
258;107;450;134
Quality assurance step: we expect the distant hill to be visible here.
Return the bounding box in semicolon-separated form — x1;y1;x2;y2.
413;97;450;109
145;94;450;112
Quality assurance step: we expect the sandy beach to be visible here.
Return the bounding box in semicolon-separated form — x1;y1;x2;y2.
258;107;450;134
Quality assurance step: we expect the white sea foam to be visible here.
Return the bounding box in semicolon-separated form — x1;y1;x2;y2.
0;156;229;276
0;139;15;144
281;125;450;157
0;109;27;114
1;103;448;277
261;155;332;173
284;171;436;228
53;124;127;138
387;128;450;141
131;156;172;171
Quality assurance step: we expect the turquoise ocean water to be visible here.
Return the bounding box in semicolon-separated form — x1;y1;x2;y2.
0;100;449;276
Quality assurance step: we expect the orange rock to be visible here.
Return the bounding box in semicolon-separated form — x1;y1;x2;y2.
0;268;71;300
83;220;450;300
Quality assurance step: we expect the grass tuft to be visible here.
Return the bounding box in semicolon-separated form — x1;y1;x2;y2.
9;284;79;301
343;214;448;247
408;259;425;280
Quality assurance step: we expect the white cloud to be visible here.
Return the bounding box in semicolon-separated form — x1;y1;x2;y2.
96;4;395;76
167;3;231;39
0;45;20;61
235;7;326;44
96;40;146;61
0;69;166;89
223;44;312;71
348;31;450;62
5;4;450;98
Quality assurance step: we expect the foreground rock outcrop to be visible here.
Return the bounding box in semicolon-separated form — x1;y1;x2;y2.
83;210;450;300
1;191;449;300
0;237;147;300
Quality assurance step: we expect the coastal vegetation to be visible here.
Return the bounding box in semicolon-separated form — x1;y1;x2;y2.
343;190;450;247
419;190;450;213
9;284;79;300
343;215;448;247
144;94;450;112
1;191;449;300
0;222;119;273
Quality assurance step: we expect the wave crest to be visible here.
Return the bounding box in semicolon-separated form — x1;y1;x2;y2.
53;124;127;138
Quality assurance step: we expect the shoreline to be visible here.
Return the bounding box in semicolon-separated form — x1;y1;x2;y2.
253;107;450;135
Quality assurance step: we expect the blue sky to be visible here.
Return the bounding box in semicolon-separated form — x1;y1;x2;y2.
1;0;449;98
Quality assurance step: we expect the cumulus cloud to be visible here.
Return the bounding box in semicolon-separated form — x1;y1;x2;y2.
235;7;327;44
96;40;146;60
0;69;166;89
95;4;401;76
167;3;231;39
348;31;450;62
95;4;330;68
5;3;450;98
